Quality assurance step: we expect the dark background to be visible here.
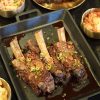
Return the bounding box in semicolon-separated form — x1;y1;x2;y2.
0;0;100;100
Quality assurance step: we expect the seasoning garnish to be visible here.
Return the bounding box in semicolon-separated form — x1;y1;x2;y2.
73;59;81;67
46;63;53;70
30;65;40;74
26;57;32;62
57;51;71;62
40;52;45;58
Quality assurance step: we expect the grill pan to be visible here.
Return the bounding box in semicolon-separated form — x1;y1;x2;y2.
0;9;100;100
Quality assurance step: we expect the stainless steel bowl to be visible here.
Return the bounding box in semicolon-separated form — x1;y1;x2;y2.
0;0;25;18
81;8;100;39
0;78;11;100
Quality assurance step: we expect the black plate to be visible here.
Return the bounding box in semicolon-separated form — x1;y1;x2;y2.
0;9;100;100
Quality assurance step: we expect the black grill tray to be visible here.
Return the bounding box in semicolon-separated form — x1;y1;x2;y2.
0;0;99;100
0;9;100;100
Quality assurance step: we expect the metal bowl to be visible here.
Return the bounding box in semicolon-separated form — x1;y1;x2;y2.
0;0;25;18
81;8;100;39
33;0;85;10
0;78;11;100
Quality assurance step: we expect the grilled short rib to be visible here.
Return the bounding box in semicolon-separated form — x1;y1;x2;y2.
35;30;69;83
10;37;55;95
48;27;88;88
53;41;87;81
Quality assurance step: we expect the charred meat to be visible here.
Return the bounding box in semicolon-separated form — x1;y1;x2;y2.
48;27;88;86
54;41;87;81
10;26;89;96
35;30;69;83
10;37;55;95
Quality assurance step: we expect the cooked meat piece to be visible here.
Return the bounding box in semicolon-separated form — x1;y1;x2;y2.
48;45;71;83
12;59;42;95
54;27;88;83
10;37;25;62
35;30;69;83
25;40;40;54
12;59;27;71
10;37;55;95
54;41;87;81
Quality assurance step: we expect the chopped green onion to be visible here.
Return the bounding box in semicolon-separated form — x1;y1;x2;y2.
30;67;36;72
30;66;40;74
46;64;53;70
26;58;31;62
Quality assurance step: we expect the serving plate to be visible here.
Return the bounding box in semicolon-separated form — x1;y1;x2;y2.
33;0;85;10
0;9;100;100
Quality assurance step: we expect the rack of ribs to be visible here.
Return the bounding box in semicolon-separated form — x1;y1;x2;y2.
10;37;55;96
48;27;88;90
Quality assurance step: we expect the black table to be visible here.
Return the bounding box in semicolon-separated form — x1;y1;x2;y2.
0;0;100;100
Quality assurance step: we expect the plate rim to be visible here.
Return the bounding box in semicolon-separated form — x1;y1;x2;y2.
32;0;86;10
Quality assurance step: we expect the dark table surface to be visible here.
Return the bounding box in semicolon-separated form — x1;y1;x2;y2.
0;0;100;100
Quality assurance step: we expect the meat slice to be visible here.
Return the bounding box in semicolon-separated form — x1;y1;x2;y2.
10;37;55;95
35;30;69;83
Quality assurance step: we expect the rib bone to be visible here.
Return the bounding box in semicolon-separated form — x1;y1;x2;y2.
10;37;25;61
35;30;53;63
57;27;66;42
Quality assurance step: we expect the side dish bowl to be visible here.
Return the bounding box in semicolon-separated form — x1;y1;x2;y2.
0;0;25;18
0;78;11;100
33;0;86;10
81;8;100;39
